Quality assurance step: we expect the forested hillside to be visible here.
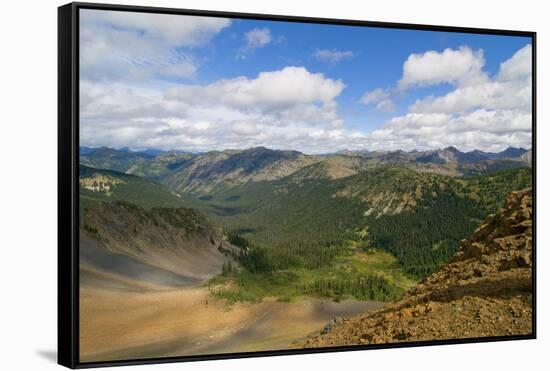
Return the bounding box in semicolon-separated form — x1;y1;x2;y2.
193;166;531;301
78;146;531;304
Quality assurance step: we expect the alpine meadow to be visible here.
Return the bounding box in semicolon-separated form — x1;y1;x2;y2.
78;9;533;362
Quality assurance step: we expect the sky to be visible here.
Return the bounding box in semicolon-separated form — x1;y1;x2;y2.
79;9;533;154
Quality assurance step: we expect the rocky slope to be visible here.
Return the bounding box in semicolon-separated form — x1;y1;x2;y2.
158;147;321;193
80;200;239;289
302;188;533;347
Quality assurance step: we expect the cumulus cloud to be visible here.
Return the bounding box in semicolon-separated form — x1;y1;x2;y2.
79;13;532;156
366;109;531;152
362;47;490;115
408;44;532;115
80;12;366;153
81;66;355;153
80;9;230;82
165;66;344;110
365;44;533;152
398;46;488;89
409;78;531;114
80;106;369;154
80;80;190;122
314;49;354;64
498;44;532;81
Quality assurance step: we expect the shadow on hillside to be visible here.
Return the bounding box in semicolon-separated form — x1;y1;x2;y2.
418;272;532;305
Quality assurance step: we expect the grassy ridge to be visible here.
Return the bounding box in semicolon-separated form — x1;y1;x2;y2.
79;165;186;209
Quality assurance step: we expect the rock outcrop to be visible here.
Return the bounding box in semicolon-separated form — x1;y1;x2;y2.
302;188;533;347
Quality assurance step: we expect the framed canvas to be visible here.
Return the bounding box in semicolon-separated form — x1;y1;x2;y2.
58;2;536;368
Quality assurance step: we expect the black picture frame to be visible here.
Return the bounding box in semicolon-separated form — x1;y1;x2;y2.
58;2;537;369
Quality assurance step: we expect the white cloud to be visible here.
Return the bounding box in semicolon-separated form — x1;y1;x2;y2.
80;10;230;82
80;80;190;122
364;44;533;152
398;46;488;89
245;28;272;48
360;88;396;112
80;107;371;154
375;99;397;113
377;109;530;136
366;109;531;152
314;49;354;64
360;88;389;104
82;10;231;45
409;78;531;114
82;10;231;46
81;66;356;153
409;44;532;114
498;44;532;81
236;28;272;59
79;19;533;155
80;12;366;153
165;66;345;110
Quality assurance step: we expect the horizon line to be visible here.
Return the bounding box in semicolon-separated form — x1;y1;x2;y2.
79;144;532;156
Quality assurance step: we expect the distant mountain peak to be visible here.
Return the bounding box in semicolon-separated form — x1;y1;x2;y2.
443;146;461;153
487;147;528;159
505;146;525;151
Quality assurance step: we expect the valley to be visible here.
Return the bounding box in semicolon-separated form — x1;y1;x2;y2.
78;145;532;361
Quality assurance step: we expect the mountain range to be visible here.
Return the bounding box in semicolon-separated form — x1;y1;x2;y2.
80;145;531;194
79;144;532;279
337;145;530;162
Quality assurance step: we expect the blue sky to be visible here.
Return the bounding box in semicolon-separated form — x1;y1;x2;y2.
204;19;529;131
79;9;533;153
